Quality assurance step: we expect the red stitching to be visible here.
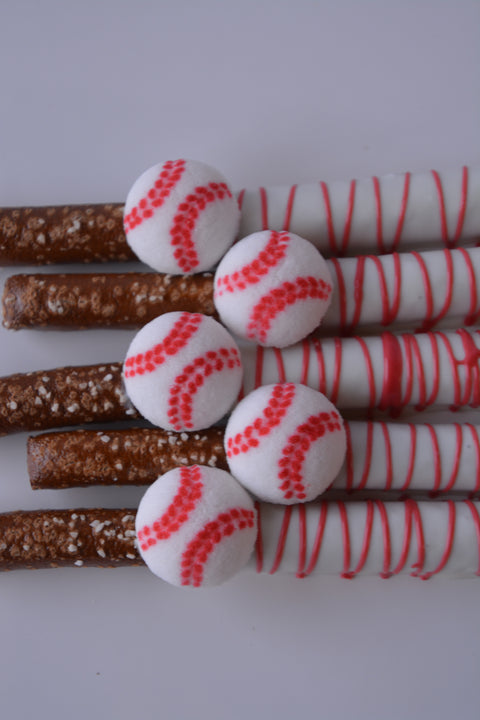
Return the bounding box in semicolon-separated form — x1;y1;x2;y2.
278;410;343;501
124;313;202;378
247;276;332;344
226;383;296;457
170;181;233;272
215;231;290;297
167;346;241;430
138;465;203;551
180;507;256;587
432;166;469;248
124;159;186;233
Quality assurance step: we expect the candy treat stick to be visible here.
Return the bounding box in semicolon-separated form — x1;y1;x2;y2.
4;246;480;332
0;166;479;265
0;328;479;436
1;500;479;578
27;422;480;494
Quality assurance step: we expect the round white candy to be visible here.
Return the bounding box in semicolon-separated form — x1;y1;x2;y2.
224;383;347;504
123;312;243;431
124;159;240;274
136;465;257;587
214;230;333;347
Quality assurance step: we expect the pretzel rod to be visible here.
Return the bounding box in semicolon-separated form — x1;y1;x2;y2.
1;167;479;265
1;328;479;435
2;272;216;330
1;500;479;577
4;246;480;332
27;422;480;494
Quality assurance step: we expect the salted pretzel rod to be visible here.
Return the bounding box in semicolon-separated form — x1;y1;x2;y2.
0;328;479;436
3;246;480;332
1;500;479;578
0;166;478;265
27;422;480;495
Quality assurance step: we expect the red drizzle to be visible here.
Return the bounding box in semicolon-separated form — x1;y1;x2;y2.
180;507;256;587
138;465;203;552
124;313;202;378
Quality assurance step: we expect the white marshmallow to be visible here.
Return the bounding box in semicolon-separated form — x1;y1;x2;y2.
123;312;242;431
214;230;333;347
224;383;347;504
124;159;240;274
136;465;257;587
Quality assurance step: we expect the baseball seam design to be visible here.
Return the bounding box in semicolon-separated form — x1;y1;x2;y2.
226;383;296;457
168;346;241;430
247;276;332;343
215;230;290;297
124;159;186;233
124;312;202;378
278;410;343;500
180;507;256;587
137;465;203;552
171;181;233;273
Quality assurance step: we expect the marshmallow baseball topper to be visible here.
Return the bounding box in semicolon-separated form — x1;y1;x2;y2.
225;383;347;504
214;230;333;347
124;159;240;274
136;465;257;587
123;312;243;431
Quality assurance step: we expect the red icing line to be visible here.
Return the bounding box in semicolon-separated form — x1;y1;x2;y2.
124;312;202;378
124;159;186;233
379;333;403;410
373;176;385;253
259;187;268;230
426;424;441;494
215;231;290;296
443;424;462;493
376;500;392;578
356;337;376;407
392;172;411;251
419;501;456;580
344;422;354;491
170;181;233;272
464;500;480;575
410;501;426;577
283;185;297;231
138;465;203;552
381;422;393;491
466;423;480;494
342;500;374;578
302;503;328;577
269;505;292;574
226;383;296;458
338;502;352;578
391;500;413;575
301;339;310;385
460;247;480;325
254;501;263;573
237;188;245;212
180;506;256;587
432;166;469;248
400;424;417;492
330;337;342;406
274;347;286;382
320;179;356;255
167;345;241;430
247;276;332;344
296;504;307;578
278;410;343;501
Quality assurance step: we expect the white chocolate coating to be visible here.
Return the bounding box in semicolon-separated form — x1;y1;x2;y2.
238;166;480;255
323;246;480;334
252;500;480;578
239;328;480;411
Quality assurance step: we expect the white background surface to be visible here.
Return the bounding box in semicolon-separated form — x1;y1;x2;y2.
1;1;480;718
